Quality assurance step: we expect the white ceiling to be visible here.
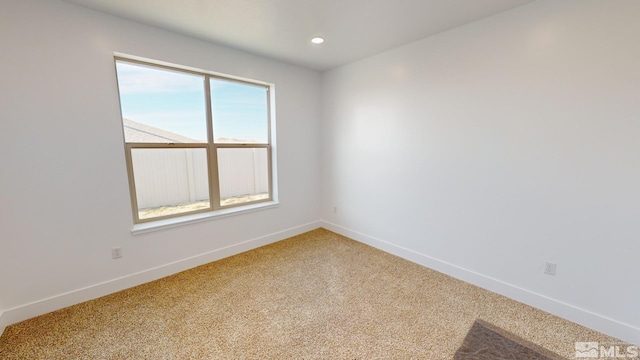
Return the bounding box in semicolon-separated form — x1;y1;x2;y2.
63;0;535;71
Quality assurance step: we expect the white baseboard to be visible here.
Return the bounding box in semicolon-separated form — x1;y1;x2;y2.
1;221;322;335
0;311;6;337
320;220;640;346
4;219;638;345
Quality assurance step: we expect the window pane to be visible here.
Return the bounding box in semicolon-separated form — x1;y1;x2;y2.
210;78;268;144
217;148;269;206
116;61;207;143
131;148;210;220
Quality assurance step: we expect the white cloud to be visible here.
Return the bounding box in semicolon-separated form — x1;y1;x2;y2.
116;62;203;95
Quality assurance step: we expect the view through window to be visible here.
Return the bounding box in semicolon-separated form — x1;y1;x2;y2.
115;58;273;223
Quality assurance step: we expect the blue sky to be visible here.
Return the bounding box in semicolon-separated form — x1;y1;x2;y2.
116;61;268;143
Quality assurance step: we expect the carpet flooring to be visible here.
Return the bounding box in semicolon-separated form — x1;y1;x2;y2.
0;229;619;359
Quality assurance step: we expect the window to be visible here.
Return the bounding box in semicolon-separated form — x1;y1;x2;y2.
115;57;273;223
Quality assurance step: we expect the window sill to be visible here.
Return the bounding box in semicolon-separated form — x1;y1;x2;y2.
131;201;279;235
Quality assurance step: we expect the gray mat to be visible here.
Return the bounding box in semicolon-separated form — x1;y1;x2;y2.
454;319;564;360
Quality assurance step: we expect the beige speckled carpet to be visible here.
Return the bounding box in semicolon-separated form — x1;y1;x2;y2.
0;229;618;359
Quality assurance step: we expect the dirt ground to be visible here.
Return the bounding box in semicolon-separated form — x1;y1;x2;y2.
139;193;269;220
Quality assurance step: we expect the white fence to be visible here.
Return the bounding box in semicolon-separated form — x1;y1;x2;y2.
131;148;268;209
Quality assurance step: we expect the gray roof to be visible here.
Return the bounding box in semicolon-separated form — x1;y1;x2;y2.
122;118;262;144
123;119;203;143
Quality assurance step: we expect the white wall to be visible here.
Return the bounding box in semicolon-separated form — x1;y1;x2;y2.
0;0;321;328
321;0;640;343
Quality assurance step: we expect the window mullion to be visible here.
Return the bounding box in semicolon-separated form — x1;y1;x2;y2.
124;143;141;223
267;87;272;145
267;145;273;203
205;75;222;210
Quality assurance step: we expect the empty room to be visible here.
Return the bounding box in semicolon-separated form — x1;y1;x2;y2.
1;0;639;358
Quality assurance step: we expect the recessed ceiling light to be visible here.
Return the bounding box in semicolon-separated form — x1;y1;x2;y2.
311;37;325;44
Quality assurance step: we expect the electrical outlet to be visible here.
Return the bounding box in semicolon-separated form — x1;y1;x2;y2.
544;261;557;276
112;247;122;259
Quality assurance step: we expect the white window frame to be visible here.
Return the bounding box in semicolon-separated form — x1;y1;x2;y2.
114;55;277;229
